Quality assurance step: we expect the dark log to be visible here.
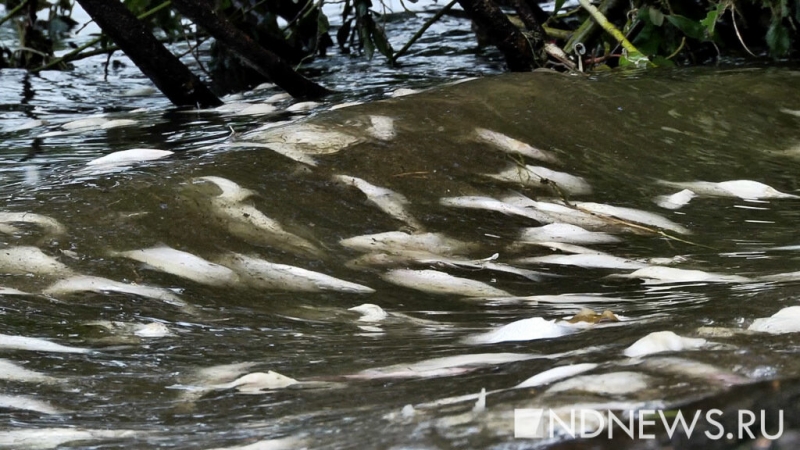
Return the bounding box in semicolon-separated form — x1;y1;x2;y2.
75;0;222;108
457;0;540;71
171;0;330;99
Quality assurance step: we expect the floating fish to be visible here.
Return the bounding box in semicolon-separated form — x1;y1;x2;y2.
43;275;187;308
0;334;92;354
474;128;559;163
440;196;551;223
748;306;800;334
333;175;422;229
206;436;306;450
514;253;649;270
84;321;173;338
485;165;592;195
112;245;240;287
502;193;613;230
85;149;173;167
389;88;420;97
285;101;320;113
574;202;691;234
381;269;511;297
656;179;799;199
546;371;650;395
208;371;299;394
464;317;575;344
218;253;374;294
637;357;749;385
623;331;707;357
242;123;360;165
366;115;395;140
340;231;477;255
264;92;292;103
61;116;108;130
515;363;599;389
482;293;636;304
0;428;138;449
349;303;389;322
511;241;609;255
0;359;60;384
518;223;621;245
99;119;138;129
0;246;73;277
654;189;696;210
0;212;66;237
195;176;323;258
345;353;539;379
0;395;64;415
618;266;751;284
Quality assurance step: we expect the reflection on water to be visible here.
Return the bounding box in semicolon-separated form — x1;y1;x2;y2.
2;63;800;447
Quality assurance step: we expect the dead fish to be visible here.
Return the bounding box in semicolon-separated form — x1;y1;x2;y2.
485;165;592;195
0;213;66;236
617;266;751;284
286;101;320;113
748;306;800;334
345;353;539;379
193;175;255;203
366;115;395;140
264;92;292;103
208;371;299;394
515;363;599;389
510;241;609;255
464;317;575;344
381;269;511;297
481;293;635;304
440;196;551;223
514;253;649;270
43;275;187;308
0;428;138;449
474;128;559;163
0;334;92;354
219;253;374;294
340;231;477;255
623;331;707;358
84;321;173;338
242;123;360;164
0;395;64;415
518;223;621;245
0;359;61;384
655;189;696;210
99;119;138;129
388;88;420;97
349;303;389;322
546;371;650;395
574;202;691;234
61;116;109;130
656;179;800;199
221;141;318;166
333;175;422;230
636;357;749;385
195;177;323;258
205;437;306;450
85;149;173;167
502;193;613;230
112;245;240;287
0;246;73;277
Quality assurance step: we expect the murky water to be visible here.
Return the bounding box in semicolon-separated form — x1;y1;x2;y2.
3;10;800;449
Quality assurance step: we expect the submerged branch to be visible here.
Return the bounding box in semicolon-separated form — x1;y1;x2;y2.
391;0;457;64
0;0;29;28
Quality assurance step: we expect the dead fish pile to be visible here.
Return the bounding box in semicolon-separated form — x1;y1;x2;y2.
193;176;323;257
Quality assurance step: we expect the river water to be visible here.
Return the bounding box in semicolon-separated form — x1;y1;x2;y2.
2;6;800;450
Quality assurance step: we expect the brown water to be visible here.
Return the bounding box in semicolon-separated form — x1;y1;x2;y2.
1;68;800;449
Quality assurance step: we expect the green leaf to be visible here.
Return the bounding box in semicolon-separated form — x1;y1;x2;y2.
649;7;665;27
766;20;791;56
666;14;706;40
699;3;725;36
317;12;330;36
